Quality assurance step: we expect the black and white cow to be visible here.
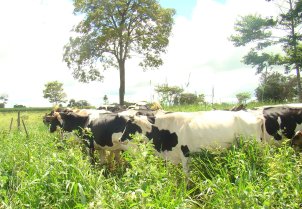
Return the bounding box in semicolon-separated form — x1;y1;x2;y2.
48;109;110;133
120;110;264;172
60;112;130;164
48;109;157;165
252;104;302;143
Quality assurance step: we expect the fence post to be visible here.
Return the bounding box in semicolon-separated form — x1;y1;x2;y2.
17;111;20;131
22;119;29;138
9;118;13;133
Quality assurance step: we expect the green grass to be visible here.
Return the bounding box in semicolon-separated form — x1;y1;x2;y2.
0;108;302;208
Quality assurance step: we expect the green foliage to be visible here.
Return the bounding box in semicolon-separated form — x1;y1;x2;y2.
236;92;251;104
13;104;26;108
0;94;8;104
230;14;275;48
255;71;297;102
0;107;52;113
67;99;91;108
64;0;175;104
90;134;189;208
103;95;109;105
179;93;205;105
0;94;8;108
230;0;302;100
1;105;302;208
154;84;183;106
190;138;302;208
43;81;67;105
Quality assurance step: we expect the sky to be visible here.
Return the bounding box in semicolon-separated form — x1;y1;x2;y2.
0;0;279;108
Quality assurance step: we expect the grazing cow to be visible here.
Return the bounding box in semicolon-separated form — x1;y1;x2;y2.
254;104;302;143
48;109;153;165
48;109;109;133
55;111;128;164
43;108;70;126
120;110;264;173
291;130;302;150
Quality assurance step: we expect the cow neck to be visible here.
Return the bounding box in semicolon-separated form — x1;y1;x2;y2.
135;116;152;135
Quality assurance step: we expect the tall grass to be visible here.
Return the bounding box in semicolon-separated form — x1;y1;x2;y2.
189;138;302;208
0;110;302;208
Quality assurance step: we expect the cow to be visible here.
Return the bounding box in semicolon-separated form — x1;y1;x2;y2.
291;130;302;150
119;110;264;173
252;104;302;143
48;109;156;165
43;108;71;126
56;111;128;165
48;109;110;133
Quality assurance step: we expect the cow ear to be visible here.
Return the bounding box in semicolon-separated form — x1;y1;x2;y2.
147;116;155;124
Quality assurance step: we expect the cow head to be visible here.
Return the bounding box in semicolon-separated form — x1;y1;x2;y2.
120;115;153;142
59;112;89;133
291;130;302;150
49;112;63;133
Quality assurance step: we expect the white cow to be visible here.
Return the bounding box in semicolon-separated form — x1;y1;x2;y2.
120;110;264;173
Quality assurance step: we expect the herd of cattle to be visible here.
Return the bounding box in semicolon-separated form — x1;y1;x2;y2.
43;103;302;173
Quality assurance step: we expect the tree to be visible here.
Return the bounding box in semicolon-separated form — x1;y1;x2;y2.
0;94;8;108
235;92;251;104
67;99;90;107
103;95;109;105
179;93;197;105
255;71;296;102
43;81;67;105
179;93;205;105
229;0;302;101
63;0;175;105
14;104;26;108
155;84;183;106
67;99;76;107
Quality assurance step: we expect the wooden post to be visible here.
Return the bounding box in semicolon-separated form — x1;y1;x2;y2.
9;118;13;133
22;119;29;138
17;111;20;131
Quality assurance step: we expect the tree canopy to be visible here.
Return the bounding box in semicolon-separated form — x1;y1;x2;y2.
235;92;251;104
67;99;91;108
255;71;297;102
0;94;8;108
43;81;67;105
0;94;8;104
155;84;183;106
229;0;302;101
64;0;175;105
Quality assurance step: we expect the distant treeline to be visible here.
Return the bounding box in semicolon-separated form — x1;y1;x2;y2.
0;107;53;112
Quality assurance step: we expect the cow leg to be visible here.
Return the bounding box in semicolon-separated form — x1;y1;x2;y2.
113;150;121;163
98;149;107;165
89;147;95;165
181;156;190;176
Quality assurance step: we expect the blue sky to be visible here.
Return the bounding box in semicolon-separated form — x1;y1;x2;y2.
160;0;197;18
160;0;227;17
0;0;279;107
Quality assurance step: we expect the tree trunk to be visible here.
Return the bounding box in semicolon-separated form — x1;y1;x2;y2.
289;0;302;102
296;66;302;102
119;60;125;105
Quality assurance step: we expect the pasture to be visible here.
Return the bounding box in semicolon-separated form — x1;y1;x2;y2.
0;108;302;208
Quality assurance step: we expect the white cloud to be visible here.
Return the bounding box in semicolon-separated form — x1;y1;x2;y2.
0;0;278;107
